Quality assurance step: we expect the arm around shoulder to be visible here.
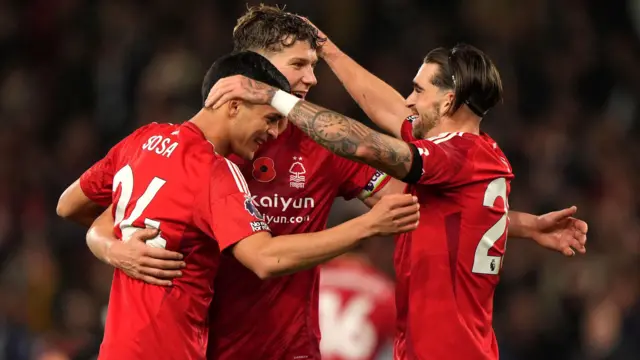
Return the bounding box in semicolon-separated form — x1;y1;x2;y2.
57;179;106;227
230;216;375;279
231;194;420;279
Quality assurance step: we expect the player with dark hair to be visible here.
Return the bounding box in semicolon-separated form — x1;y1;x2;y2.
59;6;588;360
58;51;421;360
205;42;588;360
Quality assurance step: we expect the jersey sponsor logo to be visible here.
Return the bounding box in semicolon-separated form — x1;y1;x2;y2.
250;221;270;232
252;157;276;182
250;194;315;224
250;194;315;212
244;195;264;220
289;156;306;189
263;214;311;224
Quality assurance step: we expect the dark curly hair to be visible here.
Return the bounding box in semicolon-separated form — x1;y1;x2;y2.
233;4;326;53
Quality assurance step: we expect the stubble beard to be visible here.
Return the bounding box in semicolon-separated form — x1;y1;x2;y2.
414;103;441;139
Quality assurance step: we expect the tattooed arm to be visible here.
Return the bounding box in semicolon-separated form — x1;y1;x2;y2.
204;76;590;257
287;102;414;179
205;75;415;180
307;22;411;138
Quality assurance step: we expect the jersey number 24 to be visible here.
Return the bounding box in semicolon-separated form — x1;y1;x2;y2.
113;164;167;248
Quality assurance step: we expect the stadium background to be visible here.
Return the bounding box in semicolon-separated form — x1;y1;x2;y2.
0;0;639;359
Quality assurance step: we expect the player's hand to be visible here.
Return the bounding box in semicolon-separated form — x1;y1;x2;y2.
106;228;186;286
530;206;588;257
205;75;276;110
297;16;336;58
366;194;420;236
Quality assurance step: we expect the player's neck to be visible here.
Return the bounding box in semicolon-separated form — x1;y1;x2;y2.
436;112;480;136
189;109;231;156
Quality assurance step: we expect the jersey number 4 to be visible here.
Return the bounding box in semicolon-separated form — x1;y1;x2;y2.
472;177;509;275
113;164;167;248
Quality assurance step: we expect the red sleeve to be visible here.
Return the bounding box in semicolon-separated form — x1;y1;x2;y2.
331;116;417;200
79;123;155;206
400;115;419;142
332;156;391;201
79;141;122;207
193;157;270;251
409;133;476;187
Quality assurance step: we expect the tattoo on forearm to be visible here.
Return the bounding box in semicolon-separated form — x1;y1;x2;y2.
288;101;412;178
243;78;276;104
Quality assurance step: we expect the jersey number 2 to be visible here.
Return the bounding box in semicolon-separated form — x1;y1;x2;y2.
472;177;508;275
113;165;167;248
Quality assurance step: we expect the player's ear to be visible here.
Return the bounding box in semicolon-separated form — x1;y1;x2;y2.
441;91;455;114
227;100;242;118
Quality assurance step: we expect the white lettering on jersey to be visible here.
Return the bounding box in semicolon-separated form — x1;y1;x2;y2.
250;194;315;212
248;194;315;225
142;135;179;158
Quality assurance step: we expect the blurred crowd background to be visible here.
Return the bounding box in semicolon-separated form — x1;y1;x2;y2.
0;0;639;359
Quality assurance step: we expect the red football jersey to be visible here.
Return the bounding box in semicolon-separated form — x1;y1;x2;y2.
394;118;514;360
319;256;395;360
79;122;269;360
208;125;391;360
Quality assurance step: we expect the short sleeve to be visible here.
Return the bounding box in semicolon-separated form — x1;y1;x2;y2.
79;123;155;206
400;115;419;142
409;133;475;187
332;156;391;201
79;142;121;207
193;157;270;251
